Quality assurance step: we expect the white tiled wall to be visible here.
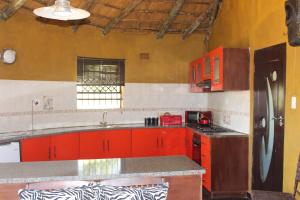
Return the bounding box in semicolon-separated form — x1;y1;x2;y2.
0;80;250;134
207;91;250;133
0;80;208;133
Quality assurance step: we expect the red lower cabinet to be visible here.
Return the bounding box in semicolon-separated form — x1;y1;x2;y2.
132;129;161;157
132;128;187;157
21;133;79;162
79;130;132;159
200;135;211;191
50;133;80;161
185;129;193;160
79;131;106;159
21;136;50;162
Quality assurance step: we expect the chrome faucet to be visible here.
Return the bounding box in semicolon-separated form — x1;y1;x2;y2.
100;111;108;126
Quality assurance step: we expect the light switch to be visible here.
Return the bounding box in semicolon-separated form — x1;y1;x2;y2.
291;96;297;110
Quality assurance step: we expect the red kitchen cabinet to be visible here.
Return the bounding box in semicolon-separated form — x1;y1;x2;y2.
210;47;249;91
200;135;211;191
189;58;204;93
21;136;50;162
160;128;186;156
185;128;193;160
132;128;161;157
50;133;79;161
104;130;132;158
79;130;132;159
132;128;186;157
79;131;106;159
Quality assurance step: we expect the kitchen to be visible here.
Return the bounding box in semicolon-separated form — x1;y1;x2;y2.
0;0;299;200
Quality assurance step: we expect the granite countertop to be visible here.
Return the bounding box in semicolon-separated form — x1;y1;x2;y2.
0;123;247;144
0;156;205;184
0;123;186;144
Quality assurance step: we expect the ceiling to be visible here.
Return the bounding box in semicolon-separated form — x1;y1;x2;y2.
0;0;222;39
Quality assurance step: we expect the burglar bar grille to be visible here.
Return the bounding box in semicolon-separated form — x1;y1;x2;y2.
77;57;125;109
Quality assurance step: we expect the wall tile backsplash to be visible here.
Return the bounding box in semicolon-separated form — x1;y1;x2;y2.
0;80;249;134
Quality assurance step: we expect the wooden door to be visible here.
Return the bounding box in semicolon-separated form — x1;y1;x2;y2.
21;136;50;162
161;128;186;156
252;43;286;191
105;130;132;158
131;129;160;157
211;47;224;91
50;133;79;161
79;131;106;159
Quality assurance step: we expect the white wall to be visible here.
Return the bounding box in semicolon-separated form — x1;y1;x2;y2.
0;80;208;133
0;80;250;133
207;91;250;133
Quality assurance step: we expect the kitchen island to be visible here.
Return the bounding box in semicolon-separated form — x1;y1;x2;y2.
0;156;205;200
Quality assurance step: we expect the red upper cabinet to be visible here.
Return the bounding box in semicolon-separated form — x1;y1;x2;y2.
79;131;106;159
210;47;224;91
79;130;132;159
203;54;211;81
210;47;249;91
50;133;80;161
21;136;50;162
189;60;198;93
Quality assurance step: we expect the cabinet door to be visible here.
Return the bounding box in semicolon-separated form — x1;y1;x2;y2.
211;47;224;91
185;128;193;159
132;129;160;157
21;136;50;162
160;128;186;156
79;131;106;159
204;55;211;80
105;130;132;158
189;61;198;93
201;135;211;191
50;133;79;161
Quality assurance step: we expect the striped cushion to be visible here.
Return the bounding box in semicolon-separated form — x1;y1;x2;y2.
141;183;169;200
18;185;95;200
91;183;169;200
92;184;143;200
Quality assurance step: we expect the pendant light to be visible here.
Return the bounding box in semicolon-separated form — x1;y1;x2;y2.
33;0;90;21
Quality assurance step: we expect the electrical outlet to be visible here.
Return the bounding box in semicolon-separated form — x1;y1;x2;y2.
43;96;54;110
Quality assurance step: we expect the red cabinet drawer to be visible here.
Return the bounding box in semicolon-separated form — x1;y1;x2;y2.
21;136;50;162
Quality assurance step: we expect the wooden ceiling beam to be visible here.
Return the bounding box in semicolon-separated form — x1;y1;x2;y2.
147;0;211;4
156;0;185;39
181;0;220;40
102;0;144;35
0;0;27;20
72;0;96;32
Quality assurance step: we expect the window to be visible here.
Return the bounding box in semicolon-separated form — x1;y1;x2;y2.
77;57;125;109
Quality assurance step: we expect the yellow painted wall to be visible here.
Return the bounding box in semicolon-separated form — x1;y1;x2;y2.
0;9;205;83
209;0;300;195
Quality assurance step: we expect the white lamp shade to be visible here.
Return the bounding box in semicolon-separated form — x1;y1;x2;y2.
33;0;90;21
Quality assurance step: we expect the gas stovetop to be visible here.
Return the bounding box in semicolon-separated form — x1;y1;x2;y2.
187;124;230;134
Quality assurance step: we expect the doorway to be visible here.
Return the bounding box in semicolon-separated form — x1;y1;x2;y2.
252;43;286;191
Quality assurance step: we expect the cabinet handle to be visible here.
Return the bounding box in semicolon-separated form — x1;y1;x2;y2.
54;145;56;159
156;137;159;148
107;140;110;152
102;140;105;152
48;147;51;160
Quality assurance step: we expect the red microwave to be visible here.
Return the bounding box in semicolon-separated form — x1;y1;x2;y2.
160;115;182;126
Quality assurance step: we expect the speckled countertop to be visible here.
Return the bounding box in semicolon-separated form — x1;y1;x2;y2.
0;156;205;184
0;123;247;144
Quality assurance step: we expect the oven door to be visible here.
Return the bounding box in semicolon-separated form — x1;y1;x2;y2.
192;134;201;164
